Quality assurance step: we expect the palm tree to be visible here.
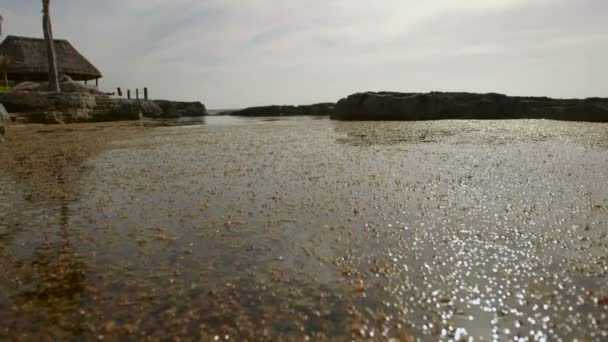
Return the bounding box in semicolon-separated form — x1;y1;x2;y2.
42;0;60;92
0;13;7;88
0;55;11;88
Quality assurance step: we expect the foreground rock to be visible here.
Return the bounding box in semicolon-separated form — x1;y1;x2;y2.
225;103;334;117
152;100;207;118
0;103;9;123
0;103;8;142
333;92;608;122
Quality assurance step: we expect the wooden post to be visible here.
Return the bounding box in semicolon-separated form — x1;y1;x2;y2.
127;89;131;100
95;78;99;87
144;87;148;100
85;79;88;85
136;88;139;100
117;87;122;97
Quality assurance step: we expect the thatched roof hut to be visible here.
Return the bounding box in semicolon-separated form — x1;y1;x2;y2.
0;35;102;82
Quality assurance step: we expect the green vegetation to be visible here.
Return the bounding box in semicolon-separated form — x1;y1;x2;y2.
0;86;10;93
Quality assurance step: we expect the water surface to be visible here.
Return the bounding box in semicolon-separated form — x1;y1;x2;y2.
1;117;607;340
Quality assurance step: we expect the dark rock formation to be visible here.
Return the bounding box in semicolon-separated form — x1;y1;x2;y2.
225;103;334;117
332;92;608;122
153;100;207;118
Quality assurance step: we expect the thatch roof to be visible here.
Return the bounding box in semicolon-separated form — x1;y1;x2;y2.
0;35;102;81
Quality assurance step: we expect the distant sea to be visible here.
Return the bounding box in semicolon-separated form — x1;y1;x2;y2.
207;109;240;115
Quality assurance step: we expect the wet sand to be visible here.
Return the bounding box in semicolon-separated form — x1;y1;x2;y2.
1;117;607;340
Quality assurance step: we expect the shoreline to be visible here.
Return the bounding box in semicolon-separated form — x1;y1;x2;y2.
1;91;608;136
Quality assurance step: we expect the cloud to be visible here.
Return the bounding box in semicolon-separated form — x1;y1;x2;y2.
1;0;607;108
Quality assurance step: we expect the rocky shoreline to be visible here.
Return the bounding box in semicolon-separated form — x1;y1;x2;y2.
333;92;608;122
2;89;608;132
222;103;334;117
0;77;208;126
0;92;207;124
152;100;207;118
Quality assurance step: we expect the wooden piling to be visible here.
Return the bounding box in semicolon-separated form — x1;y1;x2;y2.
127;89;131;100
136;88;139;100
144;87;148;100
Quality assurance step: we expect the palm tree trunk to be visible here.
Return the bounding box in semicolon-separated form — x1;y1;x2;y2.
42;0;60;93
1;14;6;88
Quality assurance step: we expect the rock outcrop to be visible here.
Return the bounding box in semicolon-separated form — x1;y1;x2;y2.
0;103;9;123
102;98;163;121
225;103;335;117
10;82;43;93
152;100;207;118
332;92;608;122
10;81;207;119
0;92;164;123
11;79;103;95
6;81;207;122
0;103;8;142
59;80;103;94
0;91;209;123
0;92;96;123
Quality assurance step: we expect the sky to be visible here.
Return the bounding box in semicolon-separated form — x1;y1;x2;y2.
0;0;607;109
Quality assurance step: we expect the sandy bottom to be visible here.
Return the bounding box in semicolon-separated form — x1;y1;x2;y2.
1;117;607;340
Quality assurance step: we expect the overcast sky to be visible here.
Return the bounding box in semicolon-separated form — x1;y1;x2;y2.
1;1;607;108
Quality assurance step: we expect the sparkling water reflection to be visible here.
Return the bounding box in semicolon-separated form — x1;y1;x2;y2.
1;118;607;340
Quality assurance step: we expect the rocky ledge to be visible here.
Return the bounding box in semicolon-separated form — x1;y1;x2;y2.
0;78;207;123
332;92;608;122
152;100;207;118
224;103;334;117
0;92;207;124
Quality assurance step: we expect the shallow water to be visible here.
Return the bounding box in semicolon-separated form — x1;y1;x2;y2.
1;117;607;340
